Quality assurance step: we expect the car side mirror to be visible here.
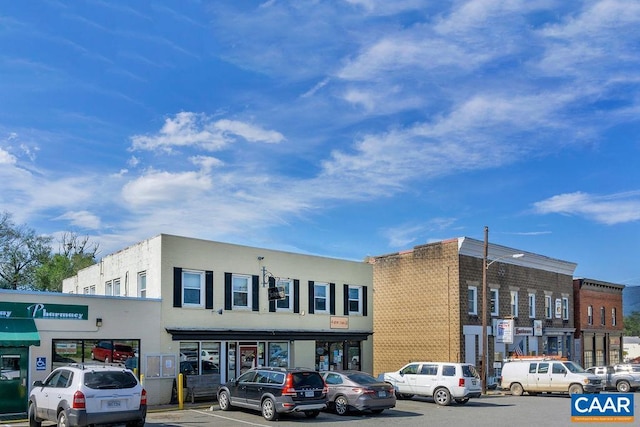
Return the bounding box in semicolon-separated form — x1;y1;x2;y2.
32;380;44;387
399;371;404;376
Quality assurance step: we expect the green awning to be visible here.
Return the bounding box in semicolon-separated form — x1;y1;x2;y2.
0;318;40;347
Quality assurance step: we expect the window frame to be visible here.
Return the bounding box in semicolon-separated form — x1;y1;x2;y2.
490;289;499;317
138;271;147;298
232;274;252;310
562;297;569;320
348;285;363;315
528;293;536;318
612;307;617;327
600;306;605;326
510;290;519;318
545;295;552;319
276;279;293;312
314;282;330;314
182;270;205;307
587;305;593;325
468;286;478;316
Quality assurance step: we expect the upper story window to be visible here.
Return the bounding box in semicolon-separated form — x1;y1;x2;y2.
468;286;478;316
490;289;499;316
183;270;205;307
232;274;252;309
510;291;519;318
562;297;569;320
612;307;617;326
314;282;330;313
276;279;292;311
348;285;363;315
545;296;552;319
587;305;593;325
105;280;113;296
600;306;605;326
138;271;147;298
528;293;536;318
113;278;121;296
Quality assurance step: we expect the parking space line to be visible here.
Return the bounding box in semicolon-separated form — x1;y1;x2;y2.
190;409;270;427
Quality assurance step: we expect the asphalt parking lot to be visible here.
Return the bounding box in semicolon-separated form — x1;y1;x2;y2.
4;392;638;427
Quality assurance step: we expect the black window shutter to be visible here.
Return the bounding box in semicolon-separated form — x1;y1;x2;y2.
252;275;260;311
173;267;182;307
308;281;315;314
269;276;276;312
330;283;336;315
363;285;368;316
205;271;214;309
293;280;300;314
224;273;232;310
343;284;349;315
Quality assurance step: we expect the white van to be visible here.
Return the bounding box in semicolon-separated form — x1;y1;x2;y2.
377;362;481;406
500;357;603;396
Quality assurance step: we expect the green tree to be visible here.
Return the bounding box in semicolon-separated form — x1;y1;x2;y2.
0;211;52;289
34;232;99;292
624;311;640;336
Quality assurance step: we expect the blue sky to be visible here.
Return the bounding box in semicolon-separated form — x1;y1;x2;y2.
1;1;639;287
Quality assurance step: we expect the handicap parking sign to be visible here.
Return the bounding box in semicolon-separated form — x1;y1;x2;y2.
36;357;46;371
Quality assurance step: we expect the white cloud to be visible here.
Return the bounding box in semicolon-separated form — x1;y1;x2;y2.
533;191;640;225
130;112;284;153
121;169;213;207
0;147;17;164
55;210;101;230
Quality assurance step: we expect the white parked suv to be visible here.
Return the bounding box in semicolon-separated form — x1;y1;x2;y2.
28;364;147;427
377;362;482;406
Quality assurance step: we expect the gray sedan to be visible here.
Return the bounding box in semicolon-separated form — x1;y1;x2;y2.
320;370;396;415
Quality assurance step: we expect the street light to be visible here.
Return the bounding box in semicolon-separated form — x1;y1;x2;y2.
481;226;524;394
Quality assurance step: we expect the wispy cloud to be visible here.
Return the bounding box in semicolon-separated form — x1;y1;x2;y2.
533;191;640;225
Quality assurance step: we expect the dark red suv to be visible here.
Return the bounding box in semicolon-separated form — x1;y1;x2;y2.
91;341;135;363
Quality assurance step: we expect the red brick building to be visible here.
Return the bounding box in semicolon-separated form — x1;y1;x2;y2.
573;278;624;367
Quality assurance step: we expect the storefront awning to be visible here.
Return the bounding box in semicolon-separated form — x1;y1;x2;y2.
0;318;41;347
165;328;372;342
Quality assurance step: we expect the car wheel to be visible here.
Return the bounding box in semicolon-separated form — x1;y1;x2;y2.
57;409;69;427
304;410;320;418
218;391;232;411
617;381;631;393
28;403;41;427
510;383;524;396
568;384;584;395
433;387;452;406
371;409;384;414
334;395;349;415
261;397;278;421
455;398;470;404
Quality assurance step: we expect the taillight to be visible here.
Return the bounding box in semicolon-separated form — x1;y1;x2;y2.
141;389;147;405
360;388;376;396
72;391;86;409
458;378;465;387
282;374;296;396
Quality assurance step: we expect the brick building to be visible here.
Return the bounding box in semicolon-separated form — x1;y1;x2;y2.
573;278;625;367
372;237;577;385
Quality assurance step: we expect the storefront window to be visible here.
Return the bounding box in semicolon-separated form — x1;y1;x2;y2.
315;341;361;372
268;342;289;367
52;339;140;371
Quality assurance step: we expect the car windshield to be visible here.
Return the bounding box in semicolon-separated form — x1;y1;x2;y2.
84;371;138;389
562;361;585;373
346;373;378;384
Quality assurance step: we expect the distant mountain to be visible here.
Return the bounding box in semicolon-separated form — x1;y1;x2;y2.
623;286;640;316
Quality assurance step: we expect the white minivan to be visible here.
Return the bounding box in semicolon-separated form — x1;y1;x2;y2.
500;357;603;396
377;362;481;406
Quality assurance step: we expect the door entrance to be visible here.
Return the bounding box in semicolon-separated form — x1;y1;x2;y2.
0;347;29;415
239;345;257;374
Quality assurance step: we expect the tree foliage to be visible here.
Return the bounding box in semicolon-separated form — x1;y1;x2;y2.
33;232;99;292
0;211;52;290
624;311;640;336
0;212;98;291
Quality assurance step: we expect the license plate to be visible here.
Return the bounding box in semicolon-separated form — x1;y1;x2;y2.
378;391;387;397
107;400;122;408
305;391;314;397
472;380;477;385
